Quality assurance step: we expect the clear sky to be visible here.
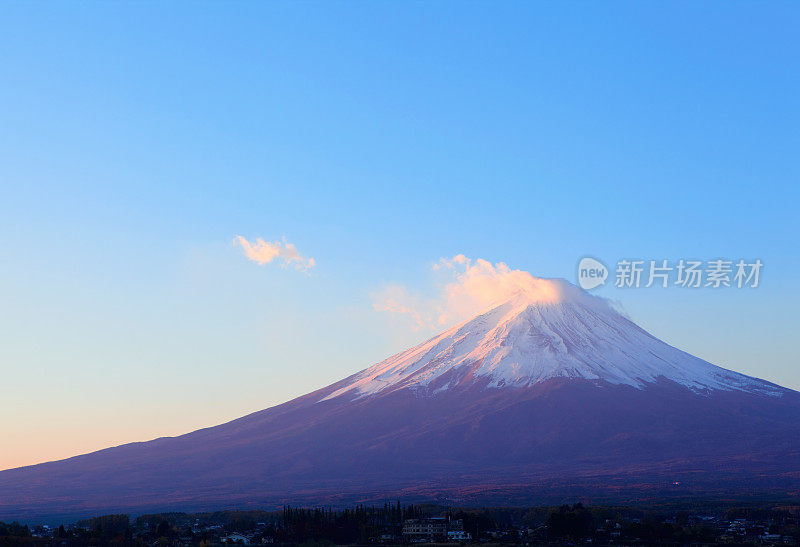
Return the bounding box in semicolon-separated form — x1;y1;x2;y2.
1;2;798;470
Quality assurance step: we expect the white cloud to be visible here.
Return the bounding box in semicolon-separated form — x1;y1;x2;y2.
234;236;316;272
372;255;565;330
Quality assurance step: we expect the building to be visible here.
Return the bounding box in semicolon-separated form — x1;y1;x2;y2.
403;517;464;542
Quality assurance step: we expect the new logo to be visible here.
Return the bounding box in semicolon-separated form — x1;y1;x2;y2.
577;257;608;290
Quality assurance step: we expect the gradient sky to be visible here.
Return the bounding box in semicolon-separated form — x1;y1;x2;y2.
1;2;798;471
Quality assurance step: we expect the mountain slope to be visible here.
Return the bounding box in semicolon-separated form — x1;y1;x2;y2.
1;280;798;521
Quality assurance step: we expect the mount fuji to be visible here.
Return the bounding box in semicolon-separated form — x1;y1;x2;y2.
2;279;799;520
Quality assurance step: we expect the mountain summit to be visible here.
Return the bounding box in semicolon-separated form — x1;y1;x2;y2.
1;280;798;520
328;280;779;400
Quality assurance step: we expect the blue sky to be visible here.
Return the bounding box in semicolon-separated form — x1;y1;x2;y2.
1;2;798;469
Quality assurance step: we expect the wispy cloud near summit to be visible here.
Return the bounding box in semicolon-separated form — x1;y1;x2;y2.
234;236;316;272
372;255;561;330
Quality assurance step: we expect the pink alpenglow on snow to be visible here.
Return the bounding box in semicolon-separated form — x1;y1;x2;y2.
330;277;779;401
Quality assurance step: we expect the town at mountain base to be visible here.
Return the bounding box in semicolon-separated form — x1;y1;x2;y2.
2;279;799;520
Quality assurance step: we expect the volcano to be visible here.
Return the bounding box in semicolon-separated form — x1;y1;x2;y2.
2;279;799;520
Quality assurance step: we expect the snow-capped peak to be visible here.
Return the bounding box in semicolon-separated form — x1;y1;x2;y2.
324;278;780;401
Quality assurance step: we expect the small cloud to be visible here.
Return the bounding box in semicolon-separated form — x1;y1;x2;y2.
234;236;316;272
432;254;469;271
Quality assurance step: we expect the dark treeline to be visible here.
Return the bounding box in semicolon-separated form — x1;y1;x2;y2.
280;502;427;543
1;501;799;545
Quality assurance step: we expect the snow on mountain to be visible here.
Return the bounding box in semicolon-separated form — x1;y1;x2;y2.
325;278;780;401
